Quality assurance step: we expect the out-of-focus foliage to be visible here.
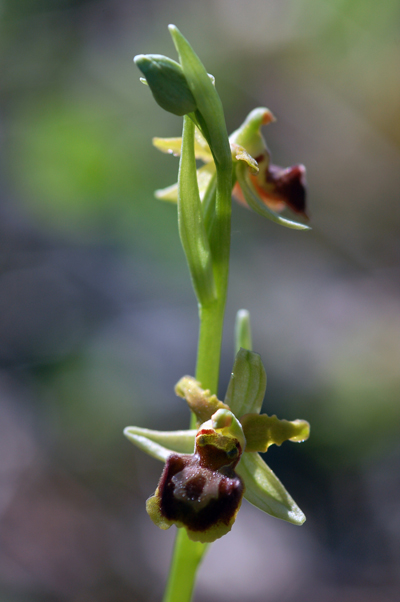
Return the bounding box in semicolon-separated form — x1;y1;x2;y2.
0;1;399;601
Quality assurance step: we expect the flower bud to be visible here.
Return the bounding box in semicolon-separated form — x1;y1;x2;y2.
134;54;197;116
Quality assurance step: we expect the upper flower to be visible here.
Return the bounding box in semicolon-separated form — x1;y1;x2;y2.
153;107;309;230
124;348;310;543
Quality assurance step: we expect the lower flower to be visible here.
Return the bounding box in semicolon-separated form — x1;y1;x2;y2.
125;348;310;543
146;422;244;543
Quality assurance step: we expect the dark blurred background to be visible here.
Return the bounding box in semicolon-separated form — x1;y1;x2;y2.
1;1;400;601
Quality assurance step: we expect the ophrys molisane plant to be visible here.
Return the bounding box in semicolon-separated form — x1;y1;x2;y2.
125;25;310;602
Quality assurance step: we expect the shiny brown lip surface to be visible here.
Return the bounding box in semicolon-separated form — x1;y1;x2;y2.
158;452;244;534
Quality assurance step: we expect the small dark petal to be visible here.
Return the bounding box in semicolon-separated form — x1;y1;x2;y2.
267;164;308;217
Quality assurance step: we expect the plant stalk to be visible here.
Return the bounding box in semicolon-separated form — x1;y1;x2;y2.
163;168;231;602
162;299;224;602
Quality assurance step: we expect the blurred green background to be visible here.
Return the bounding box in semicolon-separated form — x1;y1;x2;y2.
1;1;400;601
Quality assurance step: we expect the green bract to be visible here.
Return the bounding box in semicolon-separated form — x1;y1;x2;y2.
124;347;310;540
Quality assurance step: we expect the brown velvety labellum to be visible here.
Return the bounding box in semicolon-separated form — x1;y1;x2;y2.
266;164;307;217
158;452;244;534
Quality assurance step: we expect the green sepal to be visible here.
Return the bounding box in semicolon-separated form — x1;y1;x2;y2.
224;348;267;418
236;452;306;525
134;54;197;116
240;413;310;452
123;426;196;461
236;161;310;231
234;309;252;355
175;376;229;424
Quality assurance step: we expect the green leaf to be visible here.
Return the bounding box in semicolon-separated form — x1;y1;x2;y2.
237;452;306;525
124;426;196;461
134;54;197;116
236;161;311;231
225;348;267;417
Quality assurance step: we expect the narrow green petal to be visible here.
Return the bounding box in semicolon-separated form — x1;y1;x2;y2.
240;414;310;452
236;162;311;231
153;137;183;157
155;164;215;204
153;133;212;163
175;375;229;424
231;143;259;173
224;348;267;418
194;128;213;161
155;181;179;202
237;452;306;525
196;163;215;199
123;426;196;461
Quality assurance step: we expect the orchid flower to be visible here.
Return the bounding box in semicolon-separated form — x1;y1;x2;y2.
124;348;309;543
153;107;309;231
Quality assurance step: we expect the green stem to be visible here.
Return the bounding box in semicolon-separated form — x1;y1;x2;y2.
163;169;231;602
195;301;225;394
163;28;232;598
162;300;224;602
162;528;208;602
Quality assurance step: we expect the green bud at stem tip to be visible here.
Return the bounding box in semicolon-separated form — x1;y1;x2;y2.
134;54;197;116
